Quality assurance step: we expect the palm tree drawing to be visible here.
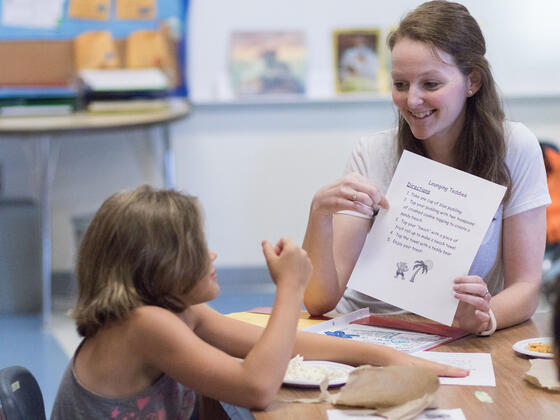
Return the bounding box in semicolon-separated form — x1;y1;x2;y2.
409;259;433;283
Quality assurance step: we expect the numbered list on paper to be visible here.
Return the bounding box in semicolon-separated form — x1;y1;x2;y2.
347;151;506;325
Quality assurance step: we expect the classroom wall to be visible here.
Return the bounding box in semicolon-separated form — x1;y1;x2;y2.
189;0;560;101
1;0;560;272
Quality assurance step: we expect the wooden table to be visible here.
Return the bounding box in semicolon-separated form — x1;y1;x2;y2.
0;99;190;327
216;311;560;420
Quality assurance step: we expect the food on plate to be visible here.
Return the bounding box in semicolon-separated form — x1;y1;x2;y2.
284;355;348;383
527;342;553;354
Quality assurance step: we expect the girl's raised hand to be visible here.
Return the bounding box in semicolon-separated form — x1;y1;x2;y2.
262;238;312;290
310;172;389;219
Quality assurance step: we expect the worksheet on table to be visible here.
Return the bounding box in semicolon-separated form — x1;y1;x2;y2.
412;351;496;386
347;151;506;325
303;308;464;353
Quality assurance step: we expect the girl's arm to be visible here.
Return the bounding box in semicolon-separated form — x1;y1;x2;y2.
291;330;468;377
453;206;545;332
190;304;467;377
137;238;311;410
303;172;389;315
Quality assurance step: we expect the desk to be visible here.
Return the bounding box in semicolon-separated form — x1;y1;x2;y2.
0;99;191;327
216;311;560;420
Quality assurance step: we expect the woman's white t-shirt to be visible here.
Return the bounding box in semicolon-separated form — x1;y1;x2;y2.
336;121;551;314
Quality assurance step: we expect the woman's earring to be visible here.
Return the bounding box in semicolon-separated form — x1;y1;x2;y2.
467;89;473;96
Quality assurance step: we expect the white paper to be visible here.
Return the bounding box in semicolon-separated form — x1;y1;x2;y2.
327;408;466;420
79;69;170;92
303;308;370;333
412;351;495;386
347;151;506;325
303;309;456;353
2;0;64;28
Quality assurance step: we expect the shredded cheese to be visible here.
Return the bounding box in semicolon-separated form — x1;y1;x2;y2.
527;342;552;354
284;355;348;383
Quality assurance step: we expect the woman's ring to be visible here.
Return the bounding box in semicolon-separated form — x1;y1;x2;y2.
352;192;357;201
483;291;491;298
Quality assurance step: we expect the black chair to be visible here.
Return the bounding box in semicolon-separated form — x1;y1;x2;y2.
0;366;46;420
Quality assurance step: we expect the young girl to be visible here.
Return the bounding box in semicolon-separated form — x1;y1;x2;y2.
51;185;466;419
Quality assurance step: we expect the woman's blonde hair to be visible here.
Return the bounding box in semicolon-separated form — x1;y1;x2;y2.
388;0;511;199
72;185;209;337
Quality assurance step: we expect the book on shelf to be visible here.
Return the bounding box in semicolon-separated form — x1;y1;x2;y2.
77;68;176;114
0;86;78;116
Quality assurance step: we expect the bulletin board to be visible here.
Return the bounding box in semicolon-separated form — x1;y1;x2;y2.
0;0;189;96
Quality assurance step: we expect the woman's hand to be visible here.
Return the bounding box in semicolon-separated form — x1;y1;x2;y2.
310;172;389;219
452;275;492;333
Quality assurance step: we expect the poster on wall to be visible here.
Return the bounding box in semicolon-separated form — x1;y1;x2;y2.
229;31;306;98
116;0;157;20
333;28;387;94
2;0;65;28
68;0;110;20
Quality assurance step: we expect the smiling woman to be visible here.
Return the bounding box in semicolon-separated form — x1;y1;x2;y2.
302;1;550;336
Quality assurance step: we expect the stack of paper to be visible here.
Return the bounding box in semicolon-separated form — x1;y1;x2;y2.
78;68;172;113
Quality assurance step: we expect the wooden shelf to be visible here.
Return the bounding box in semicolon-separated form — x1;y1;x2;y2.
193;92;560;108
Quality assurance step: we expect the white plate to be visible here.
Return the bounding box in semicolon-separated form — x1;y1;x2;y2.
283;360;355;388
512;337;554;358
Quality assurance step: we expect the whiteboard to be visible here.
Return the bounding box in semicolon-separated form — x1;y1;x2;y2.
188;0;560;102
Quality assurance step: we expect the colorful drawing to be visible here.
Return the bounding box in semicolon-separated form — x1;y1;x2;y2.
333;29;382;94
116;0;156;20
324;330;360;339
68;0;110;21
230;31;306;97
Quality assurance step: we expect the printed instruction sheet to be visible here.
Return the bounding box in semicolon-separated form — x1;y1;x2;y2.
347;151;506;325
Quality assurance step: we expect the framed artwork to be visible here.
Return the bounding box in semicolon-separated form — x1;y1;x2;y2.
381;26;398;93
230;31;306;97
333;29;383;94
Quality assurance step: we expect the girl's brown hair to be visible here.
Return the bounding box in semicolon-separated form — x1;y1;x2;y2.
388;0;511;199
71;185;209;337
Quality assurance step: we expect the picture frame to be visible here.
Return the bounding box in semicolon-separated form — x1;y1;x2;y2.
230;31;306;97
333;28;384;94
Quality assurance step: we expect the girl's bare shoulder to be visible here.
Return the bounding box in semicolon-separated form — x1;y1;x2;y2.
124;305;212;341
128;305;190;332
